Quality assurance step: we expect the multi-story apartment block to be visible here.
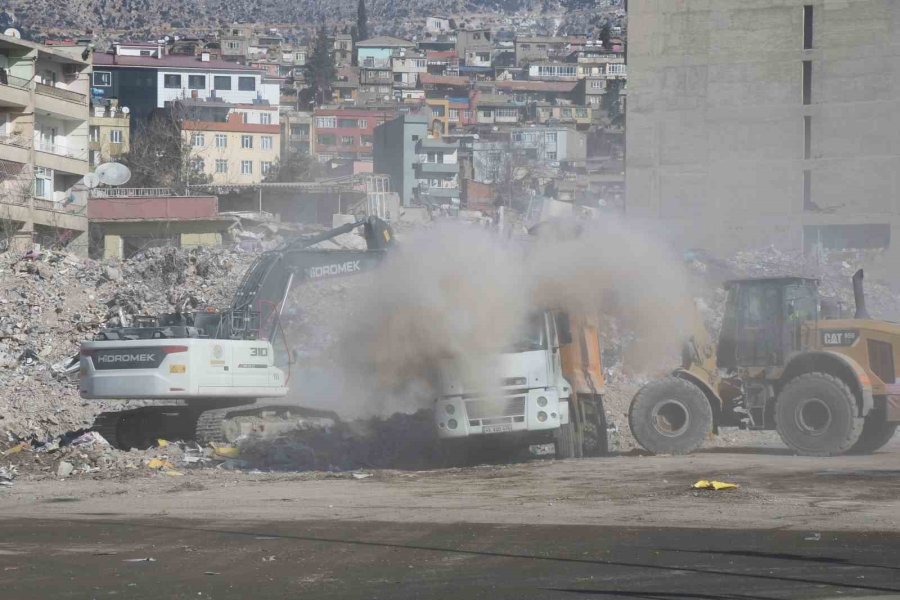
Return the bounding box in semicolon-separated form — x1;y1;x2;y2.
92;43;280;123
626;0;900;256
311;106;397;162
181;101;280;185
220;26;251;62
392;53;427;91
281;110;312;157
333;34;353;68
528;62;578;81
510;126;586;167
514;36;570;66
89;98;130;167
0;34;91;253
373;111;460;207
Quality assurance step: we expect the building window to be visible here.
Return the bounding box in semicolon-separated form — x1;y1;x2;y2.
317;134;336;146
803;115;812;160
361;134;373;146
92;71;111;87
241;113;249;124
227;41;239;50
241;135;253;149
188;75;206;90
337;118;359;128
215;159;228;173
545;131;557;143
110;129;123;143
803;224;891;251
340;136;355;146
215;134;227;148
238;77;256;91
214;76;232;90
802;60;812;105
545;151;557;161
164;74;182;88
803;5;814;50
261;161;272;176
803;169;813;209
89;126;100;142
261;136;273;150
190;158;205;172
34;167;52;199
316;116;337;128
191;132;205;147
260;112;272;125
241;160;253;174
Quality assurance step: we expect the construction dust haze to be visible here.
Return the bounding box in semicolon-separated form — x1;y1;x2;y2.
290;218;694;419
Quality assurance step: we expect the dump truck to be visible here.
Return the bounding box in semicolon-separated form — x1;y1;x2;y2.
79;217;394;449
435;309;609;459
629;270;899;456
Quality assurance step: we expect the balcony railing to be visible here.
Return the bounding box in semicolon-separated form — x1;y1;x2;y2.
35;82;87;104
0;74;33;90
91;187;175;198
0;134;30;149
35;141;88;160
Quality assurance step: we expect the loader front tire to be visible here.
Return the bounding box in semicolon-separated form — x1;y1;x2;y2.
847;410;896;455
629;376;712;455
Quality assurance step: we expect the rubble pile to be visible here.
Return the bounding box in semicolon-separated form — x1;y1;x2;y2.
0;246;260;441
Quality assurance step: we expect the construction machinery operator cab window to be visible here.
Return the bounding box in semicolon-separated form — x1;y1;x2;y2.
508;313;549;353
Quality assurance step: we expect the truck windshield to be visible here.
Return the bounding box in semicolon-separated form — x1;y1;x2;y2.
507;314;547;352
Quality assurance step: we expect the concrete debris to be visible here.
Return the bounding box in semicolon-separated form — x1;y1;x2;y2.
56;460;74;478
0;465;16;486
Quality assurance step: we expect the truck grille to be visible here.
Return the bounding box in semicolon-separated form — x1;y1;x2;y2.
465;396;526;420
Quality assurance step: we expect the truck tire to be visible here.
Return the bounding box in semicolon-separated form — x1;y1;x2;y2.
556;420;578;459
847;411;897;455
628;376;712;455
775;373;863;456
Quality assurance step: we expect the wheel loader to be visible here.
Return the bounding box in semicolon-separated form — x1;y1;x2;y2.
629;270;899;456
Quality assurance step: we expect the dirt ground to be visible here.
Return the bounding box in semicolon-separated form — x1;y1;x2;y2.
2;436;898;533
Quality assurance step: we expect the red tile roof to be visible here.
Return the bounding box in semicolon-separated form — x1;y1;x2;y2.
93;52;261;73
426;50;458;60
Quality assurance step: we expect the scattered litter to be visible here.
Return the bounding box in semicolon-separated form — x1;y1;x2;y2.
212;446;240;459
262;556;276;562
692;480;738;491
163;470;184;477
204;571;221;576
1;442;28;457
157;439;169;448
352;472;373;480
69;431;109;449
122;558;157;563
805;533;822;542
0;466;16;487
147;458;174;470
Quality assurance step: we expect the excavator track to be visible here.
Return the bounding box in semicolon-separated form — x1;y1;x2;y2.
92;404;195;450
194;403;341;446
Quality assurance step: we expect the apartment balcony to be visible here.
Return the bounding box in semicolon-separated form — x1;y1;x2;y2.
415;161;459;176
0;75;31;108
35;141;89;175
0;194;88;233
35;83;89;121
0;133;31;164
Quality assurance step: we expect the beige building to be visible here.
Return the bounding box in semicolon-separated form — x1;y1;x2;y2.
183;103;281;185
89;99;130;167
626;0;900;256
0;34;91;254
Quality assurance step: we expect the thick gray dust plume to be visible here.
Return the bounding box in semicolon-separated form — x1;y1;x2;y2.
294;218;692;419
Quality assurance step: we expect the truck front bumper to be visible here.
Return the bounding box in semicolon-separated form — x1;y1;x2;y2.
435;389;564;439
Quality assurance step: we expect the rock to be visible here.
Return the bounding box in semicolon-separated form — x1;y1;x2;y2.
56;461;74;478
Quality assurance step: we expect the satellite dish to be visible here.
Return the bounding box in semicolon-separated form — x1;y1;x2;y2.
95;162;132;186
4;28;20;39
121;106;130;114
82;173;101;189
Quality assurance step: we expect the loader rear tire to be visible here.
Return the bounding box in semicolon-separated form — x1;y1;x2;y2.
775;372;863;457
629;376;712;455
847;410;897;455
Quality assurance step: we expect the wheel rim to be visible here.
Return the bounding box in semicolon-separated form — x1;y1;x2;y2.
795;398;832;436
651;400;690;437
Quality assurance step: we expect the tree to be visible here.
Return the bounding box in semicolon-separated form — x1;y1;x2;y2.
350;25;359;66
119;107;211;194
599;22;612;49
305;23;335;108
264;151;323;183
602;79;624;126
356;0;369;42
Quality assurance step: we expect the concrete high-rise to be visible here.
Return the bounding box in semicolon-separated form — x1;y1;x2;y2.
626;0;900;256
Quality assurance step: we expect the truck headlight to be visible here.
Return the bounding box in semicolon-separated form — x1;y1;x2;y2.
537;396;548;407
445;404;455;415
537;411;548;422
448;419;458;430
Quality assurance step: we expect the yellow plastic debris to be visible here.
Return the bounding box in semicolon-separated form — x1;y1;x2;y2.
213;446;240;459
157;439;169;448
1;442;28;456
147;458;174;470
163;470;184;477
692;479;738;491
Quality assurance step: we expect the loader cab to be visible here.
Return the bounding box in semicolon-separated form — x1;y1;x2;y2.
717;277;819;370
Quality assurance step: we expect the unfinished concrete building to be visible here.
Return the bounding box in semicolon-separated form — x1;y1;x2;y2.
626;0;900;256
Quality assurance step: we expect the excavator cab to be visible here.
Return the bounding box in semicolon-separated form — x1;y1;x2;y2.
716;277;819;370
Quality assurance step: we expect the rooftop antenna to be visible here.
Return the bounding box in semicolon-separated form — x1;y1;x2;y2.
95;162;132;186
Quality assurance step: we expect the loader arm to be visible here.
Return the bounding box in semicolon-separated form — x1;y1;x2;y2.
220;216;393;341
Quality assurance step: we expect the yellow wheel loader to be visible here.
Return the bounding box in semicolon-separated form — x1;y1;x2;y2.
629;270;899;456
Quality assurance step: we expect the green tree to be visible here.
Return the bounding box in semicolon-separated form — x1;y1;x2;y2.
264;151;323;183
356;0;369;42
601;78;624;127
305;23;336;108
599;22;612;49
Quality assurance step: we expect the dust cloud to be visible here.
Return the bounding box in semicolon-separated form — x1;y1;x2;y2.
305;217;693;419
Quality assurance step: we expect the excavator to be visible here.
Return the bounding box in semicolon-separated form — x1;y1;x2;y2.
630;270;900;456
79;216;394;449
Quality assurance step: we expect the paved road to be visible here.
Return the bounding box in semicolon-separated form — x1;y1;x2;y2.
1;518;898;599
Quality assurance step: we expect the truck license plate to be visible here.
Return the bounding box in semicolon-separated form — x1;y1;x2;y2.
483;424;512;434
